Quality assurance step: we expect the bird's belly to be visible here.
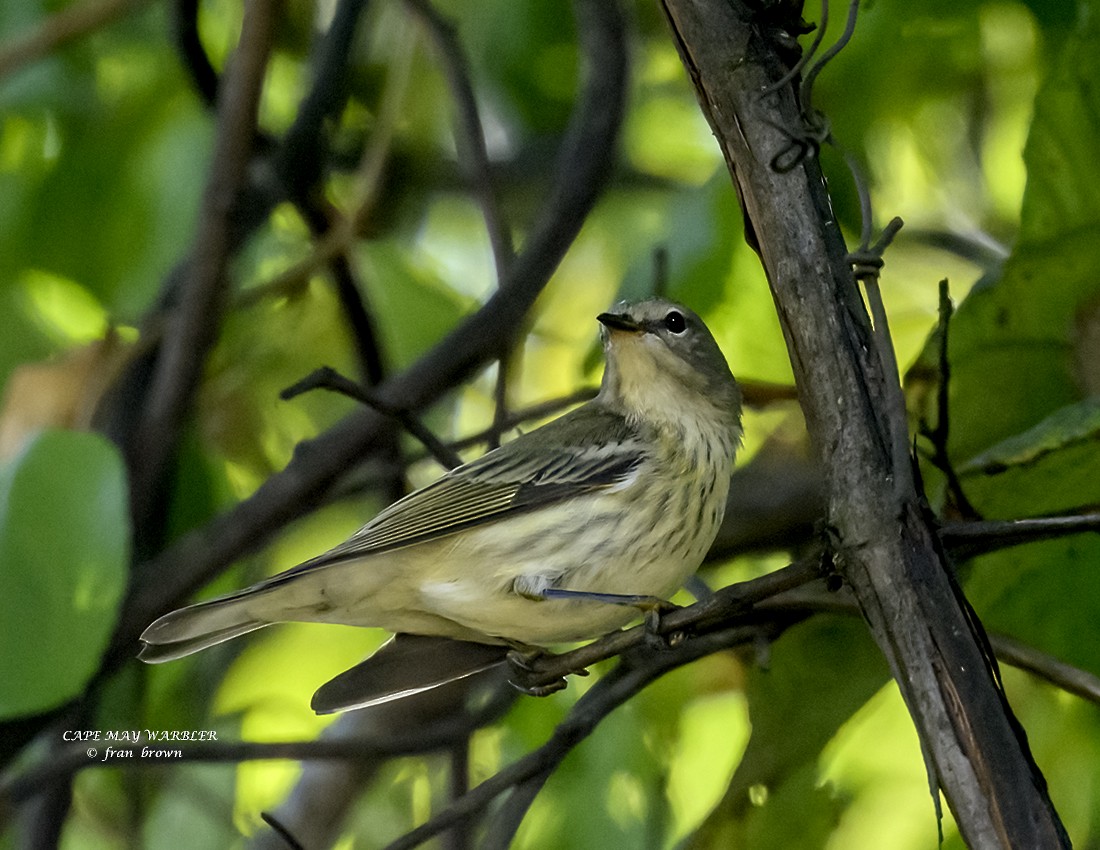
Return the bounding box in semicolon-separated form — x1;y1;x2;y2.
412;487;721;645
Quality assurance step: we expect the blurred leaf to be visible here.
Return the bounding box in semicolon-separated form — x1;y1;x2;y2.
141;747;242;850
516;686;669;850
965;537;1100;679
742;763;843;850
690;617;888;847
0;430;129;717
450;0;577;134
3;8;207;318
358;241;474;369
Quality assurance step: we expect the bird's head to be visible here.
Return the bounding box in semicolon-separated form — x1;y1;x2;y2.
596;298;741;429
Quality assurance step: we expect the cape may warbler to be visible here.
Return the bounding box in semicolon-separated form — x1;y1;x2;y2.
140;298;742;707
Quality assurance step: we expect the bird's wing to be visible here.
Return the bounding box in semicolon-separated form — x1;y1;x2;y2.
271;405;647;581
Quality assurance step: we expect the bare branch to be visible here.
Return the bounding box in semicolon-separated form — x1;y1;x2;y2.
658;0;1069;845
383;622;798;850
172;0;218;106
281;366;463;469
940;512;1100;559
403;0;515;278
127;0;280;533
101;0;627;675
992;634;1100;705
0;0;149;80
761;588;1100;708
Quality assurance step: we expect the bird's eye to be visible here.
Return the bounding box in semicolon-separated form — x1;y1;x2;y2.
663;310;687;334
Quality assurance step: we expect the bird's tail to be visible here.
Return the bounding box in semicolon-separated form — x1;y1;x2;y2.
138;593;271;663
311;634;510;714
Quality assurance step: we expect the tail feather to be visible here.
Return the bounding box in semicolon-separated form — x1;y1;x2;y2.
139;595;270;663
311;634;510;714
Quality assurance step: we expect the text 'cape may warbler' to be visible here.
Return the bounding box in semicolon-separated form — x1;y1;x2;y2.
140;299;743;711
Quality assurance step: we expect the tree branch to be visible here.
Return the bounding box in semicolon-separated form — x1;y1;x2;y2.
126;0;280;538
281;366;462;469
658;1;1069;846
939;513;1100;559
403;0;515;279
100;0;626;676
0;0;149;80
383;621;800;850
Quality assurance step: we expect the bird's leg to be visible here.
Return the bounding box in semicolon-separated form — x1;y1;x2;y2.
513;576;665;607
512;578;685;653
539;588;685;651
540;588;667;607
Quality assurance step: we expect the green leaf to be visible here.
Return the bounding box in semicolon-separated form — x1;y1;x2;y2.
0;430;130;718
961;397;1100;475
690;617;888;846
965;536;1100;680
1017;10;1100;244
944;15;1100;467
357;241;474;369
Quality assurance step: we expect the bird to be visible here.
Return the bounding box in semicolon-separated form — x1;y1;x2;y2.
139;298;743;711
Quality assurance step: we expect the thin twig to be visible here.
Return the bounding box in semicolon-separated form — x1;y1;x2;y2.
0;714;503;809
383;622;799;850
260;812;306;850
282;367;463;469
445;740;472;850
237;24;417;311
919;279;980;518
403;0;515;279
992;634;1100;704
454;389;596;449
759;0;828;97
277;0;390;387
652;245;669;298
275;0;374;200
798;0;858;118
488;352;513;451
760;586;1100;708
939;512;1100;559
172;0;218;105
849;218;910;503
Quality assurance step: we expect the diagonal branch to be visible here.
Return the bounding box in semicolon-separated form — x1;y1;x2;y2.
0;0;150;80
658;1;1069;846
382;621;799;850
100;0;627;675
403;0;515;279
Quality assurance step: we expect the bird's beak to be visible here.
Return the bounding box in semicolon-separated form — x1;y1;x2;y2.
597;312;643;334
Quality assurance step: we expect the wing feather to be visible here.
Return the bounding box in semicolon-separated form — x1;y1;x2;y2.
270;405;646;582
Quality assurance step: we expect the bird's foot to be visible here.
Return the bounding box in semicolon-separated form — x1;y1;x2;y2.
639;600;686;652
505;647;584;697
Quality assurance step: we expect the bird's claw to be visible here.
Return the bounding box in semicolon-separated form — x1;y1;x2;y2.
506;648;583;697
642;601;686;651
